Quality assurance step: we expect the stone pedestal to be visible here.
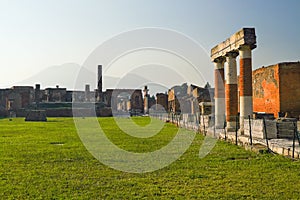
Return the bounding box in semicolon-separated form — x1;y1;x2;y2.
25;110;47;122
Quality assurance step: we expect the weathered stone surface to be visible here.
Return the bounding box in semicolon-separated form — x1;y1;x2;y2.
244;118;299;139
211;28;256;61
276;118;297;139
244;119;277;139
25;110;47;122
253;62;300;119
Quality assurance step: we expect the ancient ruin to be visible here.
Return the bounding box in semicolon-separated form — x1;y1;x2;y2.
0;65;147;118
25;110;47;122
211;28;257;133
252;62;300;118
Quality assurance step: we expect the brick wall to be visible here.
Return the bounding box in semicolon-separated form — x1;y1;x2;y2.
252;64;280;117
252;62;300;119
279;62;300;118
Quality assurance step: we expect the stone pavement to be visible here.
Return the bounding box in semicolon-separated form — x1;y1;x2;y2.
207;128;300;159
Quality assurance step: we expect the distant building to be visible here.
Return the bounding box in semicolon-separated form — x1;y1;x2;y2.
168;83;188;114
103;89;144;115
44;86;67;102
156;93;168;111
0;64;146;117
168;83;214;115
0;86;34;111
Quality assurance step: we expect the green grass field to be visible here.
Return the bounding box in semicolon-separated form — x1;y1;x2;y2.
1;117;300;199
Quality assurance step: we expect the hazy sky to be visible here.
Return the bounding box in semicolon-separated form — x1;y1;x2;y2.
0;0;300;90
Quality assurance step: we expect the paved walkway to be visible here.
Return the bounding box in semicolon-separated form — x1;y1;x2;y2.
209;129;300;159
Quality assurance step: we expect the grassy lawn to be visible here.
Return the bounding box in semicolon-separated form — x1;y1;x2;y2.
0;117;300;199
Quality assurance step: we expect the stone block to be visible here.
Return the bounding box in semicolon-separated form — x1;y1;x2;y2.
211;28;256;61
25;110;47;122
244;119;277;139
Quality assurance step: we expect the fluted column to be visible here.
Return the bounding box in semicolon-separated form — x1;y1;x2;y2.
225;52;239;131
239;45;253;134
214;57;225;129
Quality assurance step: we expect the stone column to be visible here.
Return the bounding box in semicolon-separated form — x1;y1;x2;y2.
97;65;103;102
35;84;41;105
239;45;253;134
143;86;149;114
214;57;225;129
225;52;239;131
85;84;90;102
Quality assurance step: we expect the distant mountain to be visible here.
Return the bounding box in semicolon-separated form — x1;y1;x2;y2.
16;63;116;90
15;63;166;94
16;63;90;89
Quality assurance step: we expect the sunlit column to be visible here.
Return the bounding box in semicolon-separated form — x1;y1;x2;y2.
225;52;239;131
214;57;225;129
239;45;253;134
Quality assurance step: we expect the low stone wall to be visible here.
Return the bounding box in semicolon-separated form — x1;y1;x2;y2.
199;115;211;132
244;119;277;139
154;114;299;141
25;110;47;121
244;118;298;139
0;110;8;117
12;107;113;118
276;118;298;139
46;108;74;117
48;107;113;117
97;107;112;117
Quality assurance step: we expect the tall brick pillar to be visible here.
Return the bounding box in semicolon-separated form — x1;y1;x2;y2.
239;45;253;134
214;57;225;129
225;52;239;131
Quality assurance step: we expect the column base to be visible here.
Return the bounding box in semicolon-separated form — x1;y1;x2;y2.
238;128;245;135
239;116;245;135
226;121;237;132
215;124;225;129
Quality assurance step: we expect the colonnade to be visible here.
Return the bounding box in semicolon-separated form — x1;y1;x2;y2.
211;28;256;133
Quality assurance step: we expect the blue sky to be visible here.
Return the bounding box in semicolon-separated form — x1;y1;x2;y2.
0;0;299;89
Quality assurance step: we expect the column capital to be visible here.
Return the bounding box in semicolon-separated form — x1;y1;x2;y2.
225;51;239;58
213;57;225;69
213;56;226;64
238;44;251;50
239;45;252;59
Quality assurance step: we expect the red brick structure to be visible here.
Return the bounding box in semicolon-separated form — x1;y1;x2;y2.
253;62;300;118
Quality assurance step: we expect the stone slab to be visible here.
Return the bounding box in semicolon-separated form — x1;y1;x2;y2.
211;28;256;61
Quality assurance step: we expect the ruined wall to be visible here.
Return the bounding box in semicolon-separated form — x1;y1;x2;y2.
167;89;180;113
156;93;168;111
279;62;300;118
5;87;35;110
130;90;143;111
252;64;280;117
0;89;8;111
104;89;143;113
45;88;67;102
253;62;300;119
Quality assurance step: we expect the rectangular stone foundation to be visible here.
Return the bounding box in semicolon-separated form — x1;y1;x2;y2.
244;119;277;139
